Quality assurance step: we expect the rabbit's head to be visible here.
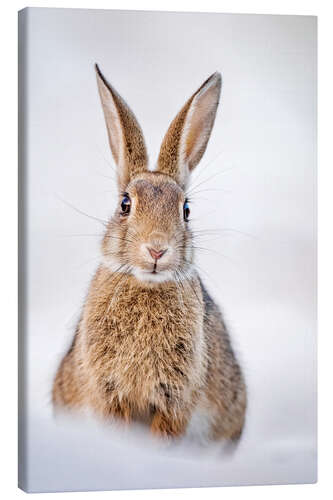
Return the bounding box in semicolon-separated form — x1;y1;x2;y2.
96;65;221;283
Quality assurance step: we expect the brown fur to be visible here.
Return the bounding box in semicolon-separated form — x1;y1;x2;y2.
52;67;246;441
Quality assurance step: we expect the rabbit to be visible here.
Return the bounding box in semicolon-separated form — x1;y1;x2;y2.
52;64;247;442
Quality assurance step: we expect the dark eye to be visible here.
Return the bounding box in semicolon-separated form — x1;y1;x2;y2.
183;200;190;221
120;194;131;215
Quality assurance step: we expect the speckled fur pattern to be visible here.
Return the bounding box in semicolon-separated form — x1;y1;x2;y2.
52;66;247;441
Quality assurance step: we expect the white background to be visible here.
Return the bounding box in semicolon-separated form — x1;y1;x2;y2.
1;1;331;499
21;5;317;493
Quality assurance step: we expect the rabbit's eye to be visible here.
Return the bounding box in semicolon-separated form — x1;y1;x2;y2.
183;200;190;221
120;194;131;215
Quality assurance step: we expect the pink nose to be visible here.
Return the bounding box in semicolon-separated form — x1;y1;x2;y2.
148;248;167;261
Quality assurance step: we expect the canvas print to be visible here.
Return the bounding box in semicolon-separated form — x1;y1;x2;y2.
18;8;317;493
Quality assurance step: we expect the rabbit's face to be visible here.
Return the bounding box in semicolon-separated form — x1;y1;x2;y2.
96;65;221;284
102;172;193;283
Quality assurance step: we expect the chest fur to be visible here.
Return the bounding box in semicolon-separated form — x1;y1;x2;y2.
83;275;206;406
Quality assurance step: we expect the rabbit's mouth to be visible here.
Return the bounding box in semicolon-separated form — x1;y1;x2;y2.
152;261;159;274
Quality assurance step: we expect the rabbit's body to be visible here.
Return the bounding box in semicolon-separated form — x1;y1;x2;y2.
53;264;245;439
52;66;246;441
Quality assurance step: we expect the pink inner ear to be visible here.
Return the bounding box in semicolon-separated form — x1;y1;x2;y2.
156;73;221;187
183;85;220;171
185;116;207;168
96;65;148;189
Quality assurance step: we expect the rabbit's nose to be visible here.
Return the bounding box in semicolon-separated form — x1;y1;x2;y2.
148;248;167;261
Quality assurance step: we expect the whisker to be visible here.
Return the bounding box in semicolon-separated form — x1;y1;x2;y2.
191;228;258;240
74;253;103;271
193;247;243;272
94;144;118;175
187;169;226;196
55;195;108;227
104;234;138;246
175;268;201;306
188;149;226;187
188;158;248;195
97;264;131;329
58;233;104;238
173;270;188;305
187;187;231;198
93;171;117;186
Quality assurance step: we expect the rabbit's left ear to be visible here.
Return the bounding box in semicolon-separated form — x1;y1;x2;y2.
157;73;221;188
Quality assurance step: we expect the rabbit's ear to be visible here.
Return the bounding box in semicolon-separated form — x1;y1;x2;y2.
157;73;221;188
95;64;148;189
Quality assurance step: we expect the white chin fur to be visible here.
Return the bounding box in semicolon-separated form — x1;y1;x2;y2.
101;256;194;285
131;268;175;284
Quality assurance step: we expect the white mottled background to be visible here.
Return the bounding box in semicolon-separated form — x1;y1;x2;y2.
20;7;316;492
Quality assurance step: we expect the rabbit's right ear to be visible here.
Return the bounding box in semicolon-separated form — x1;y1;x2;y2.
95;64;148;190
157;73;221;188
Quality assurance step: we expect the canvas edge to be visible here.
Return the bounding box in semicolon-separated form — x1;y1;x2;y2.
18;6;29;494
